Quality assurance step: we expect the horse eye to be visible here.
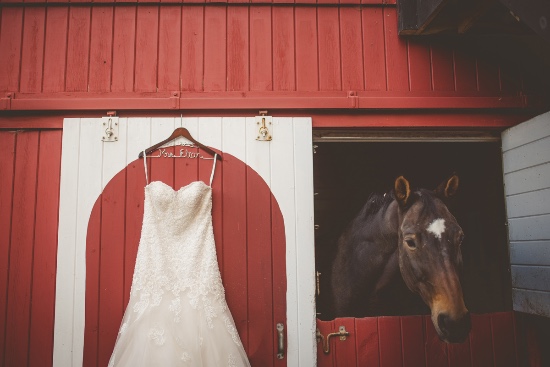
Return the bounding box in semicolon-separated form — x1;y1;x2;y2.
404;238;417;249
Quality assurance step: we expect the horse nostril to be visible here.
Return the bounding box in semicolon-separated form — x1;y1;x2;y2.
438;312;471;343
437;313;451;333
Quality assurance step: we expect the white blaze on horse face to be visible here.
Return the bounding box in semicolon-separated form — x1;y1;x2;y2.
427;218;446;240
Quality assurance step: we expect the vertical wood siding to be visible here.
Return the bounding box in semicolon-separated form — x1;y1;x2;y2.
0;4;528;96
316;313;523;367
0;130;62;367
502;111;550;318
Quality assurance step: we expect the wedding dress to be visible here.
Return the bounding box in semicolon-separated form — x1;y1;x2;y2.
108;152;250;366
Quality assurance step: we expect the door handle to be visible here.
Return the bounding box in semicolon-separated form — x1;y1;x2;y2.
277;323;285;359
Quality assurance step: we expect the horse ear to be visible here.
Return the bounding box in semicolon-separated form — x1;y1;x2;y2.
394;176;411;207
436;174;459;198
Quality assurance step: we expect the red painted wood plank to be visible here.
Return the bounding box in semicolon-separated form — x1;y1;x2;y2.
134;6;159;92
0;132;16;365
317;7;341;91
158;6;181;91
499;63;522;93
333;318;357;366
408;40;432;91
0;7;23;92
111;6;137;92
43;7;69;92
425;315;449;367
19;7;46;93
476;57;500;92
5;132;39;367
66;7;91;92
271;196;286;367
384;8;408;91
84;198;101;367
448;333;471;367
250;6;272;91
491;312;517;367
355;317;380;367
247;166;274;366
469;313;494;367
362;7;386;91
272;7;295;91
204;6;226;91
316;320;336;367
123;161;146;306
295;7;318;91
181;6;204;91
454;48;478;92
227;7;249;91
431;44;455;91
28;131;62;367
88;6;114;92
98;170;127;367
222;153;249;352
401;316;426;366
379;316;403;367
340;7;364;91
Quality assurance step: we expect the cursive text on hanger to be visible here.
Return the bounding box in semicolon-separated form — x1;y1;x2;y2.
145;147;214;160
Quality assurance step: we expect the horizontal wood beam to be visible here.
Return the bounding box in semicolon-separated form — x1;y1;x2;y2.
1;91;544;111
0;111;540;130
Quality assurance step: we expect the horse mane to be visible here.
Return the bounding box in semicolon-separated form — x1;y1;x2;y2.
361;191;395;218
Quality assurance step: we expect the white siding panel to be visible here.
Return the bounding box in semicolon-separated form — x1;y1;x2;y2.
503;162;550;196
506;187;550;219
502;111;550;151
512;289;550;317
502;111;550;317
511;265;550;292
510;241;550;266
503;135;550;173
508;214;550;241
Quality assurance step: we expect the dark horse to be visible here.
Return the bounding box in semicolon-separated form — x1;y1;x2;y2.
331;175;470;343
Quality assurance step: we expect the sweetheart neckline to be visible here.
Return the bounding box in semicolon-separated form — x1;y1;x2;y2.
145;180;211;193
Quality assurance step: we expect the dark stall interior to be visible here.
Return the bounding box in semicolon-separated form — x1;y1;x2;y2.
314;139;512;320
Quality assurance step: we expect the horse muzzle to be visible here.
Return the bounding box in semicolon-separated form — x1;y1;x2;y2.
435;311;471;343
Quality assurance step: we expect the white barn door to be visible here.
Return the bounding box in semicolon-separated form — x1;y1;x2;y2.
53;117;316;366
502;111;550;317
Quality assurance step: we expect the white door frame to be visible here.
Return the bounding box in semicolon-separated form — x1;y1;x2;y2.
53;117;316;366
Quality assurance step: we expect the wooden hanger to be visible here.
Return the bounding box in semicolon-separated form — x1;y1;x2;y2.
138;127;222;160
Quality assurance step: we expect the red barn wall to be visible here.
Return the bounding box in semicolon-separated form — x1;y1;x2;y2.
0;1;546;113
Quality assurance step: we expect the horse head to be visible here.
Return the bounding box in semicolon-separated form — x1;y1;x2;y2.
394;175;470;343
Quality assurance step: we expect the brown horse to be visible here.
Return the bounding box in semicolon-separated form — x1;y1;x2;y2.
331;175;470;343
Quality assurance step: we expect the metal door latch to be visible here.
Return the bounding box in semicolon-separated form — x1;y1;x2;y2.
256;111;272;141
102;116;119;142
316;326;350;354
